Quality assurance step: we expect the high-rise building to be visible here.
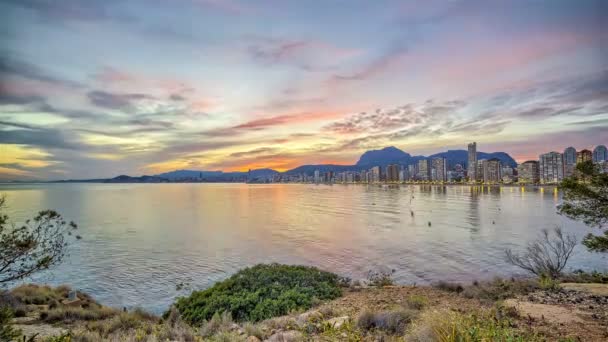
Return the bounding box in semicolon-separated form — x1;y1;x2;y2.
386;164;400;182
576;149;592;164
484;158;501;183
518;161;539;184
399;170;406;182
431;157;447;182
563;146;577;178
593;145;608;163
467;142;477;182
408;164;417;180
370;166;381;183
564;147;576;165
314;170;320;183
539;152;564;184
418;159;431;181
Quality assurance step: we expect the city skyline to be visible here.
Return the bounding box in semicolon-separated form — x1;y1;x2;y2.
1;0;607;180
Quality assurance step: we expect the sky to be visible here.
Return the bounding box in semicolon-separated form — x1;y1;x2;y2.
0;0;607;180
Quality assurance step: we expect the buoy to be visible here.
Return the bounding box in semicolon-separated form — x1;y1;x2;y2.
428;221;431;226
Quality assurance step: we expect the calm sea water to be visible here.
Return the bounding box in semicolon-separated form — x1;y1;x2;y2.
0;183;606;313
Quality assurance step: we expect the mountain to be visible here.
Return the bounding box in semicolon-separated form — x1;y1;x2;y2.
356;146;414;166
156;170;223;180
155;168;279;181
104;175;168;183
284;164;359;175
428;150;517;168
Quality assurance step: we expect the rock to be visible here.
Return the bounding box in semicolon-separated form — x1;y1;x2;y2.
247;336;262;342
265;330;303;342
326;316;349;328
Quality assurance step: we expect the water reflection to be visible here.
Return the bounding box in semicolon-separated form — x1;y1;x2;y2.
0;183;605;313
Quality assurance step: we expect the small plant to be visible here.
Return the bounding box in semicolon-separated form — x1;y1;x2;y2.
366;268;395;287
505;227;577;279
406;295;428;310
200;311;234;337
0;306;22;341
356;308;417;334
538;274;560;291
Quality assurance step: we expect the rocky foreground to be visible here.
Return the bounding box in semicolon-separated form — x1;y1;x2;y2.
5;279;608;341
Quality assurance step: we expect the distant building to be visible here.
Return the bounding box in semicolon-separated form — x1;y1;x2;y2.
484;158;502;183
593;145;608;163
564;147;576;165
314;170;320;183
386;164;400;182
431;157;447;182
467;142;477;182
418;159;431;181
576;149;592;164
539;152;564;184
370;166;381;183
408;164;417;180
563;146;577;177
518;160;539;184
399;169;406;182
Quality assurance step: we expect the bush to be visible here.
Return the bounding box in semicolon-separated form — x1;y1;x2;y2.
505;227;576;279
366;268;395;287
0;306;22;341
433;281;463;293
356;308;417;334
461;278;540;302
200;311;233;337
174;264;343;324
43;306;118;323
560;270;608;284
406;295;427;310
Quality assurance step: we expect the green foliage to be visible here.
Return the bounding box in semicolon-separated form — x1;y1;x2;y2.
0;196;78;284
174;263;343;324
0;306;22;341
406;295;428;310
409;308;542;342
538;274;560;291
560;270;608;284
559;161;608;252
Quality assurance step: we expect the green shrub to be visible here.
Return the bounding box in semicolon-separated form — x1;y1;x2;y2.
1;306;22;341
560;270;608;284
174;264;343;324
406;295;427;310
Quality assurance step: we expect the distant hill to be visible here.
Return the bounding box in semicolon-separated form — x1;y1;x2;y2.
155;168;279;181
156;170;223;180
356;146;416;166
284;164;359;175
